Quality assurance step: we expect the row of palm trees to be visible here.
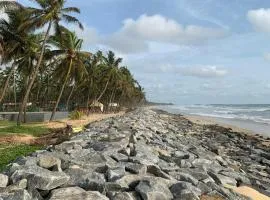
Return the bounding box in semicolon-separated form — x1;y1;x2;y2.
0;0;145;125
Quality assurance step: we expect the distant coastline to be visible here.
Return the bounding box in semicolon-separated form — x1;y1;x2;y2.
144;101;174;106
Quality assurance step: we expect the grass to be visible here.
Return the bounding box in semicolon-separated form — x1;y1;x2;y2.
0;144;42;171
0;120;49;137
0;120;48;171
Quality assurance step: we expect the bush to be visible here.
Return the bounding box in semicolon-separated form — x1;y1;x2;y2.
69;110;84;120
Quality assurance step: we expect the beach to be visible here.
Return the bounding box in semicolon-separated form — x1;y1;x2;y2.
0;107;269;199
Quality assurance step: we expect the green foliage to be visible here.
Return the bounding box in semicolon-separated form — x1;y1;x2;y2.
0;0;146;118
69;110;84;120
0;125;49;137
0;144;42;171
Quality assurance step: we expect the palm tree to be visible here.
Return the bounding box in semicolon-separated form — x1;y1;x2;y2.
96;51;123;102
48;29;90;121
0;9;32;104
0;0;84;125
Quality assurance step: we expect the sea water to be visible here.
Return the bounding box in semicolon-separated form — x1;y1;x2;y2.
158;104;270;137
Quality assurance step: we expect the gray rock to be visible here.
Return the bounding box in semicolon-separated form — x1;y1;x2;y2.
170;182;202;198
0;174;8;188
197;182;212;194
135;179;173;200
208;172;237;186
107;167;125;182
0;179;27;193
37;155;61;171
0;189;31;200
11;166;70;190
49;187;109;200
147;165;172;179
219;171;250;185
64;168;105;192
111;153;129;162
125;163;147;175
173;151;190;159
111;192;136;200
169;172;199;185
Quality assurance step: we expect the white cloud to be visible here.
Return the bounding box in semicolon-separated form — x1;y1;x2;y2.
69;24;99;49
103;14;228;54
247;8;270;33
180;66;228;78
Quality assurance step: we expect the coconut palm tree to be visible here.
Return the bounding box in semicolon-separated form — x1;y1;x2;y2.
1;0;84;125
96;51;123;102
48;28;90;121
0;9;33;104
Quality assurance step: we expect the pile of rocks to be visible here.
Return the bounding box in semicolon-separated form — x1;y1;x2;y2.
0;108;269;199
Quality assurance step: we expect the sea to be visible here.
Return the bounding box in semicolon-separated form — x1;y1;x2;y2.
158;104;270;137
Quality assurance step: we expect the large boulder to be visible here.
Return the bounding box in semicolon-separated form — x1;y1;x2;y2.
10;166;70;190
64;168;105;192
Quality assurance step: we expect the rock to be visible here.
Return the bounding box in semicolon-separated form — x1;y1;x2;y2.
111;153;129;162
197;182;212;194
0;179;27;193
208;143;225;155
11;166;70;190
169;172;199;185
135;179;173;200
208;172;237;186
111;192;135;200
0;189;32;200
147;165;172;179
64;168;105;192
125;163;147;175
105;182;122;192
0;174;8;188
49;187;109;200
192;159;213;168
170;182;201;199
37;155;62;171
219;171;250;185
173;151;190;159
107;167;125;182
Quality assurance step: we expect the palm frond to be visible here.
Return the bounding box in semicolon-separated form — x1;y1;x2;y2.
62;7;80;14
62;14;84;30
0;1;22;10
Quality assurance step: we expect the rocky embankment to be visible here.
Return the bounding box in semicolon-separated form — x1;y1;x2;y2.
0;108;270;200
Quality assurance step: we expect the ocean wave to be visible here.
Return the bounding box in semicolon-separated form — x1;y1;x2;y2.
162;104;270;125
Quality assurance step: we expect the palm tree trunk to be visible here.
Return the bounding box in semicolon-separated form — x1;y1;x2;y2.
0;64;16;104
86;88;91;116
17;21;52;126
50;59;73;121
66;84;75;111
96;78;110;102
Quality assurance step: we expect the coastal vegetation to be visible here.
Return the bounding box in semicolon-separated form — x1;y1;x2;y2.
0;0;145;125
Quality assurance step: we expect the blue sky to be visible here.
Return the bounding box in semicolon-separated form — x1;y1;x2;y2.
18;0;270;104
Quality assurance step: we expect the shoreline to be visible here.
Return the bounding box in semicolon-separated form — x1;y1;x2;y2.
184;114;270;147
155;105;270;137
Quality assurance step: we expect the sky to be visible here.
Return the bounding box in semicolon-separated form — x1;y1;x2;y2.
16;0;270;104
